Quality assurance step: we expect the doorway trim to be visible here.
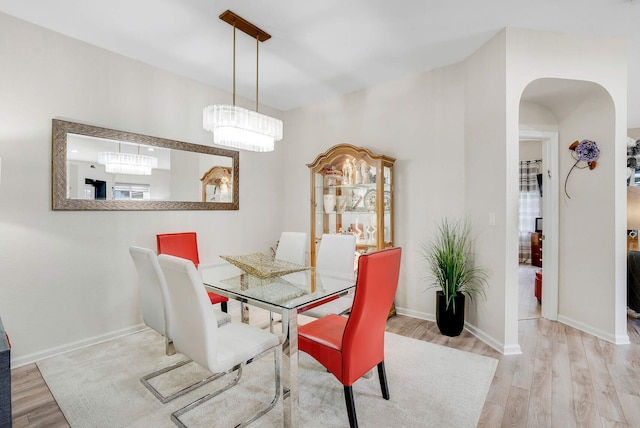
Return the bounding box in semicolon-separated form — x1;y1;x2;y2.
519;130;559;320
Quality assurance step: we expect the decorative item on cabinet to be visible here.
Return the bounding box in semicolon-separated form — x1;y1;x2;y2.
323;194;336;213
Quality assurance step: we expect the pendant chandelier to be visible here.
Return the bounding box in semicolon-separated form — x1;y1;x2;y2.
98;143;158;176
203;10;283;152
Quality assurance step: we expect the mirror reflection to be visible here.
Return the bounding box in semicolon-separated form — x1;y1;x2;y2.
52;120;239;210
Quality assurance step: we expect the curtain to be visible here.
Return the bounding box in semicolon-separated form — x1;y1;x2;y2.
519;160;541;263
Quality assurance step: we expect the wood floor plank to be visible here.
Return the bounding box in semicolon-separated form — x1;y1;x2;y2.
486;356;518;407
478;401;505;428
501;386;529;428
12;414;30;428
572;400;601;428
534;318;553;367
551;341;577;428
566;323;589;369
600;417;629;428
620;344;640;394
526;368;552;427
11;364;69;427
618;391;640;427
512;319;537;391
526;319;553;427
571;366;598;413
583;337;627;423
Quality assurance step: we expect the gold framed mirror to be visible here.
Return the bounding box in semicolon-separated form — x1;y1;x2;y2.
52;119;239;210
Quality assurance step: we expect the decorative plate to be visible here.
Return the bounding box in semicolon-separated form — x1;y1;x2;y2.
363;190;391;212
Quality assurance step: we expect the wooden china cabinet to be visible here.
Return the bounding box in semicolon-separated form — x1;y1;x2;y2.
307;144;396;315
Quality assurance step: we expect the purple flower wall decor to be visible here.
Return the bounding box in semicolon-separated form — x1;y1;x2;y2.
564;139;600;199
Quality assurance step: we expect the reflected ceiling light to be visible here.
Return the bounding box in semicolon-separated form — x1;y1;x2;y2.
98;143;158;176
203;10;283;152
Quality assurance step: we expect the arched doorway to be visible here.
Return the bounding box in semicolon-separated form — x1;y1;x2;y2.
517;78;621;343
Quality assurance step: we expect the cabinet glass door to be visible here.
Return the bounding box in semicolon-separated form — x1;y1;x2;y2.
308;144;395;267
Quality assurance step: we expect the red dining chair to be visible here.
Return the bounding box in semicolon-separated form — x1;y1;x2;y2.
156;232;229;312
298;247;401;428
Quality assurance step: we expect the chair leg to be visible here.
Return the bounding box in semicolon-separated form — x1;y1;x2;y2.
171;344;282;428
165;338;176;356
344;385;358;428
141;358;219;404
377;361;389;400
269;311;274;333
238;345;282;427
241;303;250;323
221;301;228;313
171;364;244;428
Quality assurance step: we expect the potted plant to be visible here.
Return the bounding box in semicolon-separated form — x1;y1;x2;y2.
422;218;488;336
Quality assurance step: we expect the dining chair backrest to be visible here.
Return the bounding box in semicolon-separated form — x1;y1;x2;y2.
275;232;308;266
342;247;401;385
157;232;230;310
129;246;171;338
157;232;200;268
158;254;218;370
316;234;356;277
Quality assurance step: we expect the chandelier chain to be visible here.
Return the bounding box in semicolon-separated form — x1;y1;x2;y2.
233;21;236;106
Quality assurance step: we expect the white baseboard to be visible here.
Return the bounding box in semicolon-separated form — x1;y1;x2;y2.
395;307;435;322
394;306;518;355
464;322;522;355
11;324;147;368
557;315;630;345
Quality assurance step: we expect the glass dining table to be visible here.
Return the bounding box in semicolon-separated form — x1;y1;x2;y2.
200;254;356;428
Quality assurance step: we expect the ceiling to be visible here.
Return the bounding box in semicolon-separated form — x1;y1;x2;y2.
1;0;639;127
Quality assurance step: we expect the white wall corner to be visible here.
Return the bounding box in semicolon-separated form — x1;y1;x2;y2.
464;322;521;355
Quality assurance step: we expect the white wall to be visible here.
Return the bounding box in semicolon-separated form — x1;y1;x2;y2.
0;13;286;365
520;101;559;134
504;28;628;345
519;141;542;161
557;87;619;337
463;30;513;352
452;27;628;352
283;64;467;321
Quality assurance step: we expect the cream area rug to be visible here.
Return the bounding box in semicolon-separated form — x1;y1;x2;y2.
37;328;498;427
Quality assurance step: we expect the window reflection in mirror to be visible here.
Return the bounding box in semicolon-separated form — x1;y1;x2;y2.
52;120;239;210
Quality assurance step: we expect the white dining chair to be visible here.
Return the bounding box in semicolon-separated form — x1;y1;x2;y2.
158;254;282;427
129;246;231;404
303;234;357;318
275;231;308;266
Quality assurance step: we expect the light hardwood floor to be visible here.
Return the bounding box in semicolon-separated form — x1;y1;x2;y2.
11;315;640;427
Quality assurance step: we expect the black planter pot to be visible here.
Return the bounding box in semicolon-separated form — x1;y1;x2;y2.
436;291;465;337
